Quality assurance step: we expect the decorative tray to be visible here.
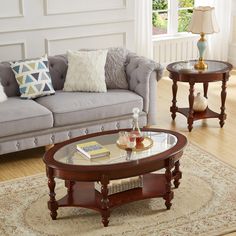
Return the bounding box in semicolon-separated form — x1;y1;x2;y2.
116;136;153;152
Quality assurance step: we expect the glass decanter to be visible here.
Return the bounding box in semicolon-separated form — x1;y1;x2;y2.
131;107;144;143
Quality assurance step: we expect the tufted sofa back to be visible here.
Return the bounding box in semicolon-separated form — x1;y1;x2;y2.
0;47;130;97
48;55;68;91
0;62;20;97
0;55;68;97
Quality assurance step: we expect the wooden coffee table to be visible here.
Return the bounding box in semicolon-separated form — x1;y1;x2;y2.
43;128;187;227
167;60;233;131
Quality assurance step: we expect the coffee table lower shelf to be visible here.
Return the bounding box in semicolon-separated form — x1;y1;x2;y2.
52;173;174;226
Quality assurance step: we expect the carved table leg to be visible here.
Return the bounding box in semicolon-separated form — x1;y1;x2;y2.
47;167;58;220
188;81;195;132
172;160;182;188
203;82;209;98
66;180;75;203
66;180;75;194
100;175;110;227
219;74;228;128
164;163;173;210
170;79;178;120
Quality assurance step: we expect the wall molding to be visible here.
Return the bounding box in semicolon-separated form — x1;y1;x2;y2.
45;32;126;55
0;41;26;59
43;0;127;16
0;0;134;61
0;0;24;19
0;19;133;34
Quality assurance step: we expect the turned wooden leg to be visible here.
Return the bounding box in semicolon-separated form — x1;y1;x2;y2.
66;180;75;203
164;162;174;210
172;160;182;188
65;180;75;193
219;74;228;128
100;175;110;227
203;82;209;98
170;79;178;120
188;81;195;132
47;167;58;220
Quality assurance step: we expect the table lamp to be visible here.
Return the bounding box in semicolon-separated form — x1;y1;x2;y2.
188;6;219;70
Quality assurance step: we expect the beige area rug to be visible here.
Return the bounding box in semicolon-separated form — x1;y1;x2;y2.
1;143;236;236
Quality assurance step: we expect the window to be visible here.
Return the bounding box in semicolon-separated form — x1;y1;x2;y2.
152;0;195;36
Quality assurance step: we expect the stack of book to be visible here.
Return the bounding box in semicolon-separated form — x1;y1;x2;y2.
95;176;143;195
77;141;110;159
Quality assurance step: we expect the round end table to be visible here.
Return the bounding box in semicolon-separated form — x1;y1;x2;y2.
167;60;233;131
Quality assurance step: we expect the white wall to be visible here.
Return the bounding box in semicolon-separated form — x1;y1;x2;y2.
229;1;236;66
0;0;135;61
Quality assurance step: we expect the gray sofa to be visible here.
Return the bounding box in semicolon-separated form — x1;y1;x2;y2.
0;48;163;155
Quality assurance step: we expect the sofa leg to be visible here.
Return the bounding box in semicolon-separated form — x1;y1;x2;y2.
45;144;54;152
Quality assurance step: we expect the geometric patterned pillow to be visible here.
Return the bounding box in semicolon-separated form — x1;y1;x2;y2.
10;55;55;99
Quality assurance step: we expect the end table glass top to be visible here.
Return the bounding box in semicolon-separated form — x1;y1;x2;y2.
53;131;177;166
171;60;229;74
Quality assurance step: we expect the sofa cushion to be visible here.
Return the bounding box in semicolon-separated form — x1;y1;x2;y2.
35;90;143;127
105;47;129;89
10;55;55;99
63;50;108;92
0;97;53;137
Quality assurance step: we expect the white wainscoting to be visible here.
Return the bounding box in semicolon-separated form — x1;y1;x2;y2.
0;0;24;19
153;35;199;67
0;41;26;61
46;32;126;55
44;0;126;15
0;0;134;61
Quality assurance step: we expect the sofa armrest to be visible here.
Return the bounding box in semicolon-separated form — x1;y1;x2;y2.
125;53;163;125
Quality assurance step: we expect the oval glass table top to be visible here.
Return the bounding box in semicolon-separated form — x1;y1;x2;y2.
53;131;178;166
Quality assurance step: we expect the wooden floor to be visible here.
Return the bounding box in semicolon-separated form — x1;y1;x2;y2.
155;72;236;168
0;72;235;235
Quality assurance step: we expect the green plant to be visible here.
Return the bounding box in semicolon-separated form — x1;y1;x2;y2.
179;0;194;8
152;12;167;29
178;9;193;32
153;0;168;10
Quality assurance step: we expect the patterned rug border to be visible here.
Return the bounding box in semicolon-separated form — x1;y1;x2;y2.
190;140;236;172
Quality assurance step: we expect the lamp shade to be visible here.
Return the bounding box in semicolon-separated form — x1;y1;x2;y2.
188;6;220;34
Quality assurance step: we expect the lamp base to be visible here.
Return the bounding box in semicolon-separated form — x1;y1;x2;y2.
195;33;208;70
194;59;208;70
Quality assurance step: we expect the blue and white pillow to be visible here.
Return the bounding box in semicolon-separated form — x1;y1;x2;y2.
10;55;55;99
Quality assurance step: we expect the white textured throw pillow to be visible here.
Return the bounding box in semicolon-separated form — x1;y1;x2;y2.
63;50;108;92
0;82;7;103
